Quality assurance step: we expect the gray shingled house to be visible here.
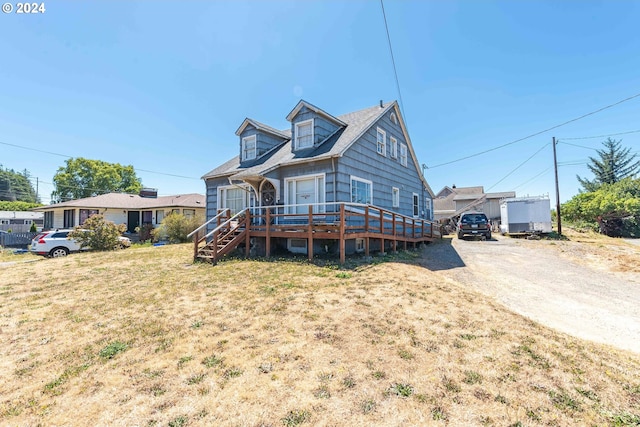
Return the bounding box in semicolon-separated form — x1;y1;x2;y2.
196;100;439;263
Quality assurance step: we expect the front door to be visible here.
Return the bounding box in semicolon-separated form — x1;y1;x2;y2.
127;211;140;233
261;181;276;207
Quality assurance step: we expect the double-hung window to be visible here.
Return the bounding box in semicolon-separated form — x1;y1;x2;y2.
242;135;256;161
351;176;373;205
390;136;398;159
413;193;419;217
218;185;249;215
400;143;408;166
295;119;314;150
285;174;325;214
376;128;386;156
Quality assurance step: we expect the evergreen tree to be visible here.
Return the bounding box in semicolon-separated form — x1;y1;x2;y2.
0;165;38;203
577;138;640;192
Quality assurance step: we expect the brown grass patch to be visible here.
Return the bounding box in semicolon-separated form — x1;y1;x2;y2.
1;243;639;426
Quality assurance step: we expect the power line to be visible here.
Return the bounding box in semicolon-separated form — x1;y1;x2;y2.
512;166;553;190
558;141;597;150
558;129;640;140
486;142;550;192
380;0;405;118
0;139;200;180
429;91;640;169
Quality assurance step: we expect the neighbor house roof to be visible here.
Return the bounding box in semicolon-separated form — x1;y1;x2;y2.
32;193;205;211
0;211;44;220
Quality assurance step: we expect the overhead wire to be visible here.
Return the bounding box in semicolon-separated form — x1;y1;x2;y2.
486;142;550;192
428;91;640;169
0;139;201;181
380;0;406;119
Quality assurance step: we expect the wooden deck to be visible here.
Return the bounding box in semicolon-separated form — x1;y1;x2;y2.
190;203;441;264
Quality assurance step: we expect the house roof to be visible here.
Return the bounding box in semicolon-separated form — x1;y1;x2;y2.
32;193;205;211
285;100;347;126
235;118;290;139
0;211;44;220
202;100;435;197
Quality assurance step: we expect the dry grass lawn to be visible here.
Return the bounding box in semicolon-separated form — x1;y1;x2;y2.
1;241;639;426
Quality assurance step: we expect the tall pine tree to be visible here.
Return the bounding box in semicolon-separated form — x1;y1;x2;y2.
577;138;640;192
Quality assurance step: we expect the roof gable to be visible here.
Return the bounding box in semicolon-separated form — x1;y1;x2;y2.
286;100;347;127
235;118;290;139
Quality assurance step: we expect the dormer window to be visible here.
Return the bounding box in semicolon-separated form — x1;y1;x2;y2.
295;119;314;150
242;135;256;161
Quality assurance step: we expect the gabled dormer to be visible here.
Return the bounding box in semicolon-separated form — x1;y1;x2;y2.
286;100;346;152
235;118;289;163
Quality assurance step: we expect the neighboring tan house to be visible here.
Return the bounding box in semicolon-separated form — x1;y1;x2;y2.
198;99;438;262
32;190;205;233
434;185;515;222
0;211;44;232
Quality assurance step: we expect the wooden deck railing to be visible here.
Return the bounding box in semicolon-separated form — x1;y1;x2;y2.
194;203;441;264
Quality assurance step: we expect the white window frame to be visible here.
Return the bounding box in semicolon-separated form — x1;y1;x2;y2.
242;135;257;161
1;219;10;225
392;187;400;208
425;197;432;219
218;184;250;215
23;219;33;225
413;193;419;218
390;136;398;159
284;173;326;214
400;143;408;167
294;119;314;150
350;175;373;205
390;112;398;125
376;127;386;156
355;238;365;253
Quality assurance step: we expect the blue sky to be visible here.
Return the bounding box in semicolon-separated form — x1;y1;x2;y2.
1;0;639;204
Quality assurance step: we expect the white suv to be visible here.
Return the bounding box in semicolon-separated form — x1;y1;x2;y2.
30;229;131;257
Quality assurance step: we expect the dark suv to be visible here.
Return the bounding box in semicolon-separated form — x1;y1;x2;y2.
457;212;491;240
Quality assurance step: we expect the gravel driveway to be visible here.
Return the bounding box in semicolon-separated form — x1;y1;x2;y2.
423;235;640;354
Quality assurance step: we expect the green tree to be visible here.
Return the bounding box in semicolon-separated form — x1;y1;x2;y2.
577;138;640;192
152;213;202;243
0;201;42;211
68;214;127;251
0;166;38;203
52;158;142;202
563;177;640;237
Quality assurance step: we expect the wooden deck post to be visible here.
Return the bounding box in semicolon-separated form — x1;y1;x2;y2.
265;208;271;259
339;203;346;264
392;213;397;253
379;209;384;255
307;205;314;261
193;229;198;261
245;211;251;258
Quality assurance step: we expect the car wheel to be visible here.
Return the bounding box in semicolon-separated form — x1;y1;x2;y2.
49;247;69;257
457;232;463;239
486;232;492;240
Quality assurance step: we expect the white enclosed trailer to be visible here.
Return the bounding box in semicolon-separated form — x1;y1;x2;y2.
500;196;552;234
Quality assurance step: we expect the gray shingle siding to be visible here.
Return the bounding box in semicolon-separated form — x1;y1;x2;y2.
338;113;430;218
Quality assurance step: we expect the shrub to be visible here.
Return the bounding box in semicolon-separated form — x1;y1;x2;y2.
69;214;126;251
29;222;37;232
152;213;202;243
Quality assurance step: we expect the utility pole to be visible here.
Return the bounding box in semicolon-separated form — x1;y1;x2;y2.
552;137;562;235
